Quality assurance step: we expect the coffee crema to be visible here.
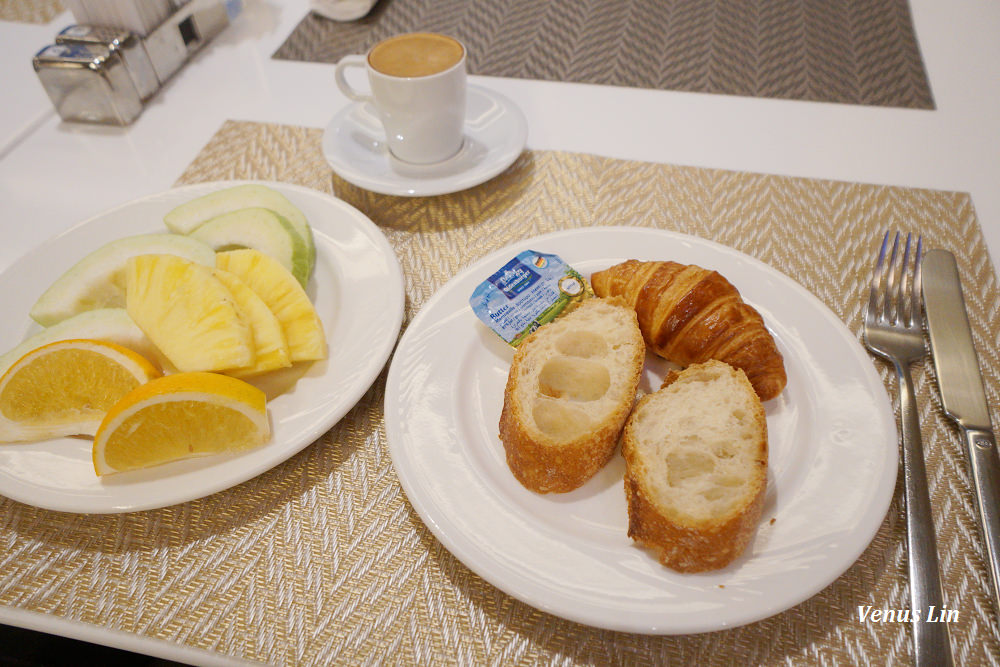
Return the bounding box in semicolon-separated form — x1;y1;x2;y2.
368;33;464;78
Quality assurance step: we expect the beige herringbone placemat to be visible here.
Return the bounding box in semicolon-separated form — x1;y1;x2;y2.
2;120;999;665
274;0;934;109
0;0;63;23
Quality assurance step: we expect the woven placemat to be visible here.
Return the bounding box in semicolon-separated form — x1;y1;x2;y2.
274;0;934;109
0;0;63;23
2;120;998;665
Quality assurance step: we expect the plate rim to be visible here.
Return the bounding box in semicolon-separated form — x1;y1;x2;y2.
384;225;898;634
322;84;528;197
0;180;405;513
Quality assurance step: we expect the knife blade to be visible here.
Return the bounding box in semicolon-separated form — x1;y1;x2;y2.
922;248;1000;615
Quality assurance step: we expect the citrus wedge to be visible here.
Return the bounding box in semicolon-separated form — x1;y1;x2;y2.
93;372;270;475
0;308;164;380
0;339;161;443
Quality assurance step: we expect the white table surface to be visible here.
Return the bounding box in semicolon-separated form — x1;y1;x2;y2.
0;0;998;661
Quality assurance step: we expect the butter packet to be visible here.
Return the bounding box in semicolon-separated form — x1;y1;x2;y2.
470;250;590;346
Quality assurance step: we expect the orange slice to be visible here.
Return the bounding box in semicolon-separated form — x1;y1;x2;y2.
0;339;160;443
93;371;269;475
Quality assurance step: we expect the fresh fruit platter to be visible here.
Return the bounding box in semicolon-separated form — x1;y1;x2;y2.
0;181;404;513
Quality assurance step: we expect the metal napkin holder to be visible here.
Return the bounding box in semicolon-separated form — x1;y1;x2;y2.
33;0;230;126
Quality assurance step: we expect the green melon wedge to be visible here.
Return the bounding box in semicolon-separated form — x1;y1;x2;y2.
164;184;315;282
29;233;216;327
190;207;310;287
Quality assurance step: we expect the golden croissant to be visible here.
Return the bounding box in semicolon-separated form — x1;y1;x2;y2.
590;260;786;401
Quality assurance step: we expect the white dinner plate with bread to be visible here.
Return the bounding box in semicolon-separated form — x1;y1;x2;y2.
384;226;897;634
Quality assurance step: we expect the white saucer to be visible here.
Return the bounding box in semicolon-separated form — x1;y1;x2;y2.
322;85;528;197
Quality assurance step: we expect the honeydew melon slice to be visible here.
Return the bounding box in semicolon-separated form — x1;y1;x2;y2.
189;207;311;287
29;233;216;327
164;184;315;281
0;308;166;379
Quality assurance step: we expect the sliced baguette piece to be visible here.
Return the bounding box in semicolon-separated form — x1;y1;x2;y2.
622;359;767;572
499;297;644;493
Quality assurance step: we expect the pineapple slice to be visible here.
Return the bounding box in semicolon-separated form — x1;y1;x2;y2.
126;254;254;372
213;268;291;376
216;249;326;362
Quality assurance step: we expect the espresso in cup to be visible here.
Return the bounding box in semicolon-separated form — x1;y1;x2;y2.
335;32;468;164
368;33;464;78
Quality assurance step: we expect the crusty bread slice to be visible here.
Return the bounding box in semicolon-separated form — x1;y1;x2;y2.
499;297;644;493
622;359;767;572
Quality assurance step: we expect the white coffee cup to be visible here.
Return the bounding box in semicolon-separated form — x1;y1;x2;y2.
335;32;467;165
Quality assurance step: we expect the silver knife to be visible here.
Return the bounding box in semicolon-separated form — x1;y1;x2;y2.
922;249;1000;616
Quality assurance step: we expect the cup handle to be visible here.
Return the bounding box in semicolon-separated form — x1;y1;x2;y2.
335;54;373;103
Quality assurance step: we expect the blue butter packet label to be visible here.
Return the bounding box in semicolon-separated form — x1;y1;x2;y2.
36;43;97;60
470;250;589;346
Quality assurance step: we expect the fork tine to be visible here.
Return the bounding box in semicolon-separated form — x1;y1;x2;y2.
910;234;923;327
900;233;914;325
886;232;903;324
867;231;892;322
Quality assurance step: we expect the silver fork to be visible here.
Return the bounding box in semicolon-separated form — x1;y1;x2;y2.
863;231;953;667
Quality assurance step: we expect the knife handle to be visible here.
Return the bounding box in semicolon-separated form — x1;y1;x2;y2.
963;426;1000;617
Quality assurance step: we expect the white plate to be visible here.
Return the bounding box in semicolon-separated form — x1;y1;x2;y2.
322;85;528;197
385;227;897;634
0;181;404;514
